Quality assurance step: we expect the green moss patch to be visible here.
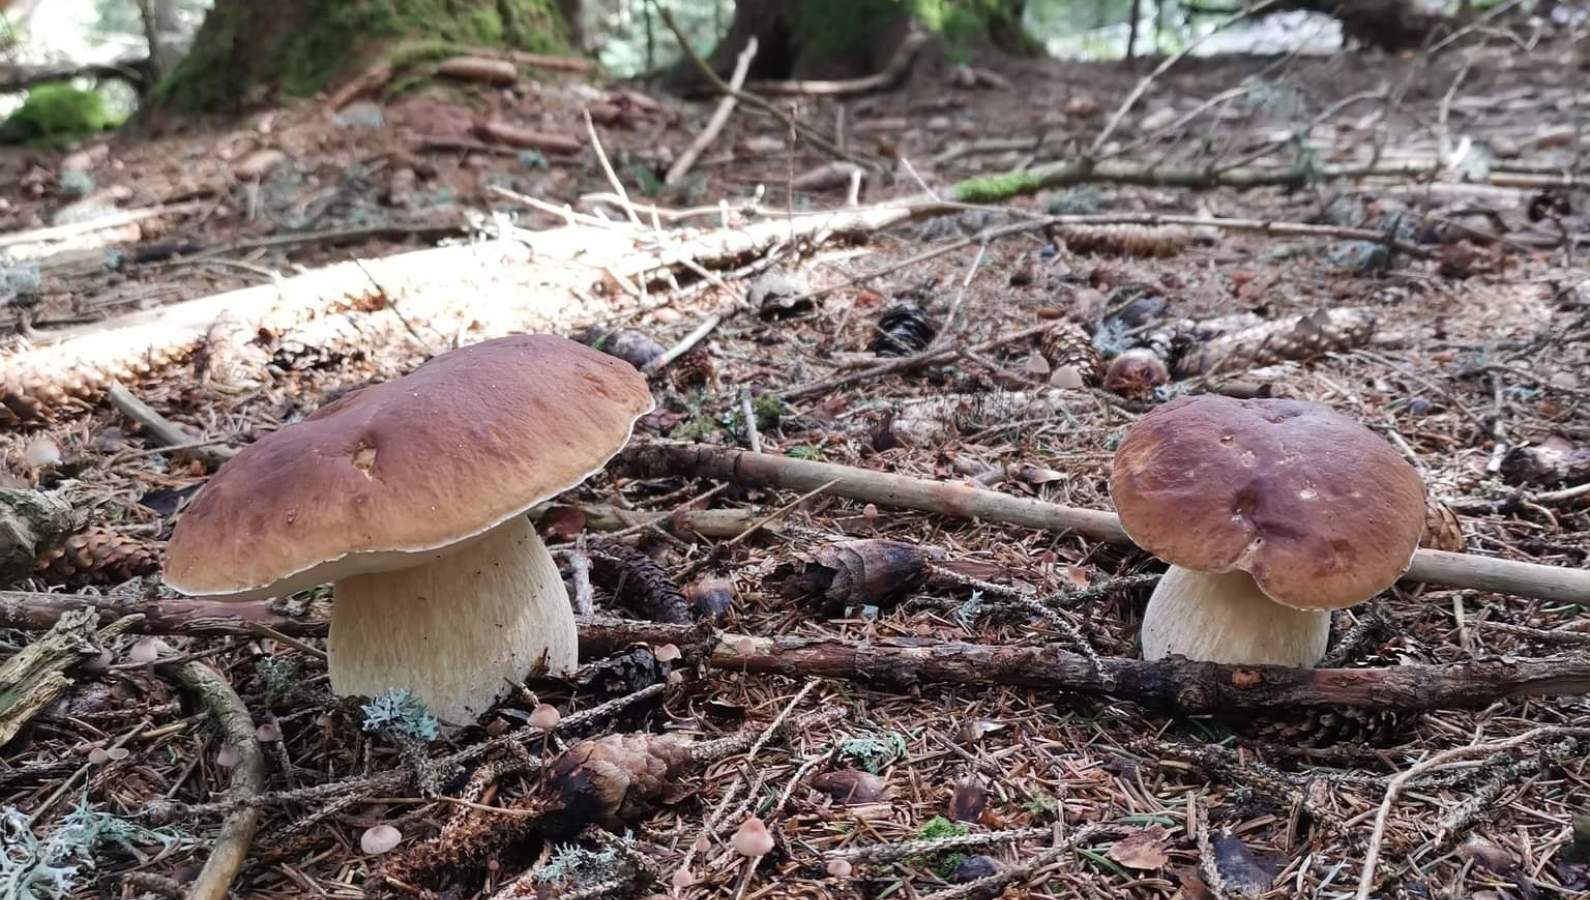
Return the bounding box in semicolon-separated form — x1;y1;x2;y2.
0;83;120;144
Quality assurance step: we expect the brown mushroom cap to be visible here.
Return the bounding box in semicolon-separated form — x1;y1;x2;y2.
164;334;654;598
1109;394;1426;610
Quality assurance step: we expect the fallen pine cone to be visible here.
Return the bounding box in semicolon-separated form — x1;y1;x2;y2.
781;539;933;612
1421;497;1464;554
37;526;161;586
683;574;736;621
1060;224;1192;259
1039;320;1104;388
548;732;697;831
1102;350;1169;400
587;540;691;624
668;345;719;392
577;325;665;372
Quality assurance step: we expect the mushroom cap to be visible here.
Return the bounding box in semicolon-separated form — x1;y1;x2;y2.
1109;394;1425;611
164;334;654;599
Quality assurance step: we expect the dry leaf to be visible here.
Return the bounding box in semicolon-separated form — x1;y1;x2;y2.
947;776;988;823
1108;825;1171;870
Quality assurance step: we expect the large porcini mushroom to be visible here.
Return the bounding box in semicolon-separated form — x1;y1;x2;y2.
163;334;653;723
1109;395;1425;667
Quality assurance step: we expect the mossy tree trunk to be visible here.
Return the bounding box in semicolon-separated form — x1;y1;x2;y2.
690;0;1038;88
150;0;574;113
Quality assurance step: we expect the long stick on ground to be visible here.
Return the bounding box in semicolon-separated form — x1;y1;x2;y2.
612;443;1590;602
2;598;1586;712
667;37;758;185
156;657;265;900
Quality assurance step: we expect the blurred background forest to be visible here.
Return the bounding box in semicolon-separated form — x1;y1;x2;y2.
4;0;1571;134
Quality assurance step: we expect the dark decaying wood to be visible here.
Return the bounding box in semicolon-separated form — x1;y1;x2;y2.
2;592;1583;713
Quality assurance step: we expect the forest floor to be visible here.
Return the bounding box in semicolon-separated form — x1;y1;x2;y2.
1;24;1589;900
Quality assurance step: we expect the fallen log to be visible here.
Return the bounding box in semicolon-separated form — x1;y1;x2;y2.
0;596;1582;713
611;443;1590;603
1;203;936;425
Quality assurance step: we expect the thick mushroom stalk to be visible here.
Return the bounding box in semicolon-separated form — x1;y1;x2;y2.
1139;565;1330;668
329;514;576;724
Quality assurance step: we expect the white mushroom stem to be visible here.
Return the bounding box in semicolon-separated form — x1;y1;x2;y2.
328;515;577;724
1139;565;1331;668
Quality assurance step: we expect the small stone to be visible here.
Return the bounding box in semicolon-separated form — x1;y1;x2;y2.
953;855;1000;882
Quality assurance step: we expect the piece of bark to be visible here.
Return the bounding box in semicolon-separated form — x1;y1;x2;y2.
156;657;264;900
436;56;518;85
0;489;77;587
473;120;582;155
2;597;1587;714
0;609;136;748
3;203;932;425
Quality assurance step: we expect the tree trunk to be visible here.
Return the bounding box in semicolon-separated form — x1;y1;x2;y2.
684;0;1036;91
150;0;575;113
1277;0;1450;51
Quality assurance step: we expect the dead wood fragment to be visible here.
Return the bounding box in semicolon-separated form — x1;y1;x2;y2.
0;609;134;747
611;443;1590;603
106;383;237;470
3;599;1586;713
747;28;929;97
709;635;1590;713
472;120;583;155
781;539;933;612
503;49;594;72
325;63;393;110
1172;308;1376;378
665;37;758;186
156;657;265;900
436;56;518;85
0;489;76;587
8;204;933;425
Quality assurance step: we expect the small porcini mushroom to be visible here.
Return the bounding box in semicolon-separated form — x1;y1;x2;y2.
163;334;653;723
1109;395;1425;667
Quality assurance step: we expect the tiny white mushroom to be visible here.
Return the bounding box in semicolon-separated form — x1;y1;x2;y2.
361;824;403;855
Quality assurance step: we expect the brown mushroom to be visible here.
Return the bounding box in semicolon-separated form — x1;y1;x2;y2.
163;334;653;723
1109;395;1425;667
